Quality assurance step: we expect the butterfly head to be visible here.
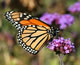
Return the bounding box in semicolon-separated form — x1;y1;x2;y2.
48;26;59;41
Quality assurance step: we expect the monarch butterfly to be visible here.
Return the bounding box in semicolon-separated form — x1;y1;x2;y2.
5;11;59;55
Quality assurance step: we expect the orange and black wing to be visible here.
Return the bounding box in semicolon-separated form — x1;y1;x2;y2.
5;11;53;54
17;25;51;54
5;11;33;30
5;11;50;29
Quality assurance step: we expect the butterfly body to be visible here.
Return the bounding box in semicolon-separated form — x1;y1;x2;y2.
5;11;58;55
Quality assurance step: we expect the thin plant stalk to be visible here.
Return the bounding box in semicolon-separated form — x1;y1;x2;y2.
58;54;64;65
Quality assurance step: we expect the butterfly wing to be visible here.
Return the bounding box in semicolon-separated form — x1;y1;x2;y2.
17;25;51;54
5;11;50;29
5;11;53;54
5;11;33;30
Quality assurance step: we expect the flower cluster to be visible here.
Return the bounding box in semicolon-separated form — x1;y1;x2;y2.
58;14;74;29
40;13;74;29
68;2;80;13
40;13;60;25
47;37;75;54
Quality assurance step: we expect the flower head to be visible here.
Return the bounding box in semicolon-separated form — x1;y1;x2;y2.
40;12;60;25
68;2;80;13
40;12;54;24
47;37;75;54
58;14;75;29
40;12;74;29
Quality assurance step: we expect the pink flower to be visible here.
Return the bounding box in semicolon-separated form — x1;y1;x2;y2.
47;37;75;54
68;2;80;13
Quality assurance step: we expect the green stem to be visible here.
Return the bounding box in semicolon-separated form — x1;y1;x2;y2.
58;54;64;65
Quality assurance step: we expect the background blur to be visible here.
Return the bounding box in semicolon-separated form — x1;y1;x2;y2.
0;0;80;65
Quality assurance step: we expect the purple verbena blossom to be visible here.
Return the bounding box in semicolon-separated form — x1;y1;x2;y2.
40;12;54;25
68;2;80;13
57;14;75;29
40;12;60;25
47;37;75;54
40;12;74;29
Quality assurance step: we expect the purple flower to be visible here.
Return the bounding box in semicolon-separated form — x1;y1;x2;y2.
40;12;54;24
47;37;75;54
65;50;69;53
68;2;80;13
58;14;75;29
47;44;55;50
64;46;68;50
40;12;75;29
40;12;60;25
